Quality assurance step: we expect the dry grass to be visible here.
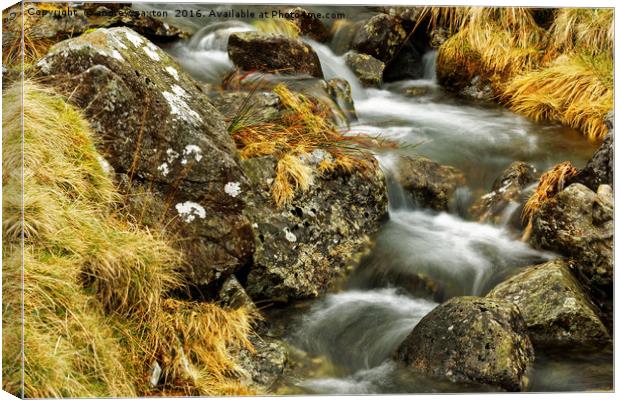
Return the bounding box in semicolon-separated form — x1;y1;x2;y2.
521;161;578;240
229;84;392;207
435;6;613;139
548;8;614;56
504;53;613;140
2;82;256;397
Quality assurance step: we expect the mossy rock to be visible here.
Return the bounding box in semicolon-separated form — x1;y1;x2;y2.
394;296;534;391
488;259;610;348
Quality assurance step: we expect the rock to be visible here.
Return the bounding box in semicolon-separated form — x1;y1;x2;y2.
381;7;423;22
437;48;495;101
219;276;259;313
37;28;254;286
394;296;534;391
460;76;495;101
382;30;429;82
569;130;613;191
286;7;330;42
237;336;288;389
352;14;408;63
392;155;466;211
429;28;450;48
529;183;613;316
470;162;537;227
325;78;357;123
209;90;281;122
241;155;388;302
344;51;385;87
488;259;610;347
228;32;323;78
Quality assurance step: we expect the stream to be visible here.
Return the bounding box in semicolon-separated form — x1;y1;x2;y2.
143;6;611;393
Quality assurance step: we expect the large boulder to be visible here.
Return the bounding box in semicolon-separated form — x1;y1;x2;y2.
37;27;254;285
569;130;613;191
391;155;466;211
286;7;330;42
344;51;385;87
394;296;534;391
228;32;324;78
470;161;537;227
241;155;388;302
529;183;613;301
352;14;408;63
488;260;610;347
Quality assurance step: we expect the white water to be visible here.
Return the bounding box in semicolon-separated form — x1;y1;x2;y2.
160;18;602;393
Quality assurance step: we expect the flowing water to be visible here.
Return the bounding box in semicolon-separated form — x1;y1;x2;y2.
151;11;611;393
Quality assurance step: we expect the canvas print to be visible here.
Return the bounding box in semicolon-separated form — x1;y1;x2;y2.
1;1;614;397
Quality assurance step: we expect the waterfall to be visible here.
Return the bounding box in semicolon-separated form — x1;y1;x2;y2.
422;50;437;81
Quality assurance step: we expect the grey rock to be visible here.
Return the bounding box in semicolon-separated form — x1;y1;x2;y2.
38;28;254;285
228;32;323;78
529;183;613;310
488;259;610;347
242;156;388;302
237;336;288;389
471;161;537;227
393;155;466;211
352;14;408;63
344;51;385;87
394;296;534;391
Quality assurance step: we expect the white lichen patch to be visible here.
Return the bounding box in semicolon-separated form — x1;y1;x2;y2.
181;144;203;165
36;57;51;74
110;50;124;61
171;84;187;97
165;66;179;81
109;34;128;49
166;148;179;163
224;181;242;197
162;90;203;126
175;201;206;223
125;30;144;47
284;228;297;243
157;162;170;176
96;155;112;174
143;45;161;61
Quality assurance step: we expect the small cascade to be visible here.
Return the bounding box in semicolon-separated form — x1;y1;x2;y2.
421;50;437;81
166;21;254;83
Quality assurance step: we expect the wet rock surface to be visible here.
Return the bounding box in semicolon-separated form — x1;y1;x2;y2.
488;259;610;347
344;51;385;87
394;296;534;391
241;156;388;302
352;14;408;64
393;156;466;211
228;32;324;78
529;183;613;302
37;27;254;285
471;161;537;227
237;336;288;389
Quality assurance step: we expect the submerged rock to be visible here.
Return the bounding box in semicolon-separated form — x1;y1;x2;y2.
394;296;534;391
325;78;357;123
488;259;610;347
286;7;330;42
393;156;466;211
529;183;613;301
228;32;323;78
237;336;288;389
569;130;613;191
241;156;388;302
470;161;537;227
352;14;408;63
344;51;385;87
38;27;254;285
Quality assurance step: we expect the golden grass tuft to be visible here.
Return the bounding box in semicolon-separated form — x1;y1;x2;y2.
229;84;391;207
548;8;614;57
521;161;578;240
504;53;613;140
3;82;256;396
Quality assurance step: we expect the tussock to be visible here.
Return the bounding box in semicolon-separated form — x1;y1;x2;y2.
229;84;391;207
521;161;578;240
504;53;613;140
549;8;614;56
2;82;256;397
